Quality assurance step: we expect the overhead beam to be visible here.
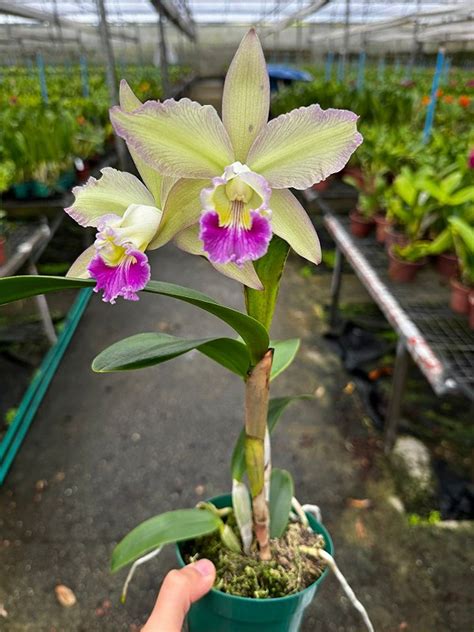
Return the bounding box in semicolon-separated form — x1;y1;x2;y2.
149;0;195;39
310;3;471;44
261;0;330;37
0;1;138;42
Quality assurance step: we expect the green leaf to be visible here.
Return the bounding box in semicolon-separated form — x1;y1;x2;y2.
0;276;269;364
111;508;221;573
269;468;294;538
449;217;474;253
270;338;300;381
92;332;250;377
244;235;290;332
231;394;313;481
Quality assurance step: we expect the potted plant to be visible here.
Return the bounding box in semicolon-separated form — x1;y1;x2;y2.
420;170;474;278
344;170;387;239
384;167;435;252
388;240;428;283
448;216;474;314
0;31;373;632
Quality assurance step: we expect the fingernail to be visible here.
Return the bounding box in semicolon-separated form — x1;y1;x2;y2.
193;559;215;578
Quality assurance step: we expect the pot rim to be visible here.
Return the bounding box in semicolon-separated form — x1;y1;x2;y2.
349;209;374;224
175;493;333;605
450;277;471;292
388;245;426;267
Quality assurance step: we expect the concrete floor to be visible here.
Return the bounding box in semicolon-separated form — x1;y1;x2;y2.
1;245;473;631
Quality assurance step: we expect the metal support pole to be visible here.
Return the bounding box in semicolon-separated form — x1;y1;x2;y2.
95;0;127;169
329;247;343;329
341;0;351;80
27;262;57;346
384;339;409;453
158;10;170;97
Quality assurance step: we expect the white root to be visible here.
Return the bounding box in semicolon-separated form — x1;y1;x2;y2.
318;549;375;632
294;501;374;632
301;503;322;525
121;547;163;603
291;496;309;528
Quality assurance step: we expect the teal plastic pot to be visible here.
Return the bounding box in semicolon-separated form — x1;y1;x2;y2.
56;169;76;192
31;181;52;198
12;181;32;200
176;494;333;632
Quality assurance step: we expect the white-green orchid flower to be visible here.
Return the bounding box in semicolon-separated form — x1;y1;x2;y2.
110;29;362;267
65;82;262;304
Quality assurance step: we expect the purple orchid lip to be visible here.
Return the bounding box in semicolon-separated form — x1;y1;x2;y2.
199;210;272;266
88;248;150;304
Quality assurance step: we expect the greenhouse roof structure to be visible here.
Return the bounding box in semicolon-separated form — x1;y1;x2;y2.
0;1;472;56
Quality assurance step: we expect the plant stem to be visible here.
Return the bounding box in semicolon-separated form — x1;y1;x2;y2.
245;349;273;560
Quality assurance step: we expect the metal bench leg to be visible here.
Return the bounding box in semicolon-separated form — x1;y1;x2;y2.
27;261;58;346
329;247;343;329
384;339;409;453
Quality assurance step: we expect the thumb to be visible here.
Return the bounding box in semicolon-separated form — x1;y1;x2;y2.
142;559;216;632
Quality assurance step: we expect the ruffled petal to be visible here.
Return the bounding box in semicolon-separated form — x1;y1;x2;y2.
174;225;263;290
110;98;234;179
65;168;155;228
270;189;321;264
247;105;363;189
88;249;150;304
222;29;270;162
199;210;271;265
119;80;165;206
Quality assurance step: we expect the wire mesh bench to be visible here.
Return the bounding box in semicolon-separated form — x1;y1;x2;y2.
321;212;474;452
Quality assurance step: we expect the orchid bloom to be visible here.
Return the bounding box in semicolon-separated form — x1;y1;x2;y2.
65;83;262;303
110;29;362;268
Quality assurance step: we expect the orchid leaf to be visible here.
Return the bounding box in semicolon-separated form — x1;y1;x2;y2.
0;276;269;364
222;28;270;162
111;508;221;573
269;468;294;538
231;395;313;481
92;332;250;377
270;338;300;381
244;235;289;332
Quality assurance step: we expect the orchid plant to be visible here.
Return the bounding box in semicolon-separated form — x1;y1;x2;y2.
0;31;373;629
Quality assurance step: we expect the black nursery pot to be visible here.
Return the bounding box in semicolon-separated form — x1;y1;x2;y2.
176;494;333;632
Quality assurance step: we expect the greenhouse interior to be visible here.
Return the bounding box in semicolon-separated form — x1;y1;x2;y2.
0;1;473;631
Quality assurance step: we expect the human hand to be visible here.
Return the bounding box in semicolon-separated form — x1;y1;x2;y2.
142;559;216;632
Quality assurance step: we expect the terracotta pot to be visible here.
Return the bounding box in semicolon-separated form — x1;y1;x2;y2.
374;214;391;244
313;178;330;192
450;278;471;314
388;246;426;283
435;252;459;279
349;210;374;238
385;226;409;252
469;294;474;330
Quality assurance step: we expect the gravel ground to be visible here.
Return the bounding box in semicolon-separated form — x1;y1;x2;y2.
1;245;473;632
